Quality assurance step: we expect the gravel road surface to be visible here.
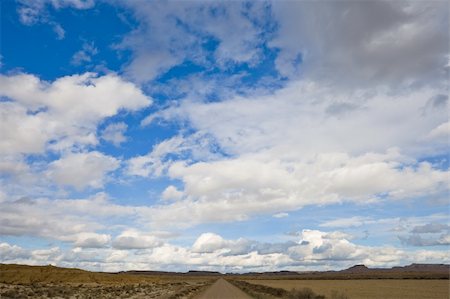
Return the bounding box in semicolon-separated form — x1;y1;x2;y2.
194;278;252;299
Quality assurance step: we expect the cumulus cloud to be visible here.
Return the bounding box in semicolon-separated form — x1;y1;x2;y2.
73;232;111;248
0;72;146;198
3;229;450;272
0;193;135;246
161;185;184;201
192;233;230;253
0;243;30;260
128;79;449;228
46;151;120;190
112;230;163;250
156;82;447;157
138;151;448;228
101;122;128;146
0;72;151;155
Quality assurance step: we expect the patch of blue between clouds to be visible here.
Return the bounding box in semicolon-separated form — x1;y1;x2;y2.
0;235;60;250
1;1;134;80
418;154;449;171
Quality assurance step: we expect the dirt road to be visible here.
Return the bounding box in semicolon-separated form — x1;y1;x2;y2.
194;278;252;299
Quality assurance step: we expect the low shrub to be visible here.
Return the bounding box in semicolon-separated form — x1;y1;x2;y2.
285;287;326;299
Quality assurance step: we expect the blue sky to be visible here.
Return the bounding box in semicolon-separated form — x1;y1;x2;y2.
0;0;449;272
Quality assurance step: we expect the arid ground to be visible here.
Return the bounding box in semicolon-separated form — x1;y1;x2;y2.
241;279;450;299
1;264;449;298
0;264;214;298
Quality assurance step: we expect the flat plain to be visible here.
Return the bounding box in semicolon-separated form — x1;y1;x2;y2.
244;279;450;299
1;264;449;298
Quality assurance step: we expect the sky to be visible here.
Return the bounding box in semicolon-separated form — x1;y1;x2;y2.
0;0;449;273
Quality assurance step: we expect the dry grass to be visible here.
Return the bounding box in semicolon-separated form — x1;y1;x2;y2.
245;279;450;299
0;264;213;298
0;264;152;284
0;281;211;298
229;280;349;299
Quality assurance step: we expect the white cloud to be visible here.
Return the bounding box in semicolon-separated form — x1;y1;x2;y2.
159;82;446;157
46;151;120;190
31;247;62;263
1;227;450;272
53;23;65;39
0;193;135;245
140;152;447;228
161;185;184;201
71;42;98;65
17;0;46;25
116;1;265;82
126;134;220;178
18;0;94;23
17;0;94;39
0;155;30;177
72;232;111;248
428;121;450;139
0;72;151;155
126;136;185;177
318;214;450;250
320;216;373;228
192;233;229;253
50;0;95;10
112;230;163;250
101;122;128;146
320;214;450;230
273;212;289;218
0;243;30;260
130;79;449;228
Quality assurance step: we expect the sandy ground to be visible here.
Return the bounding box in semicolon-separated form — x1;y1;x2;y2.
194;278;252;299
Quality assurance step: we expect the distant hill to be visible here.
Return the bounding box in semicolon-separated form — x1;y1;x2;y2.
1;263;449;284
119;270;222;276
338;263;449;275
185;270;222;276
0;264;156;285
227;263;450;279
392;263;450;272
340;264;370;273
